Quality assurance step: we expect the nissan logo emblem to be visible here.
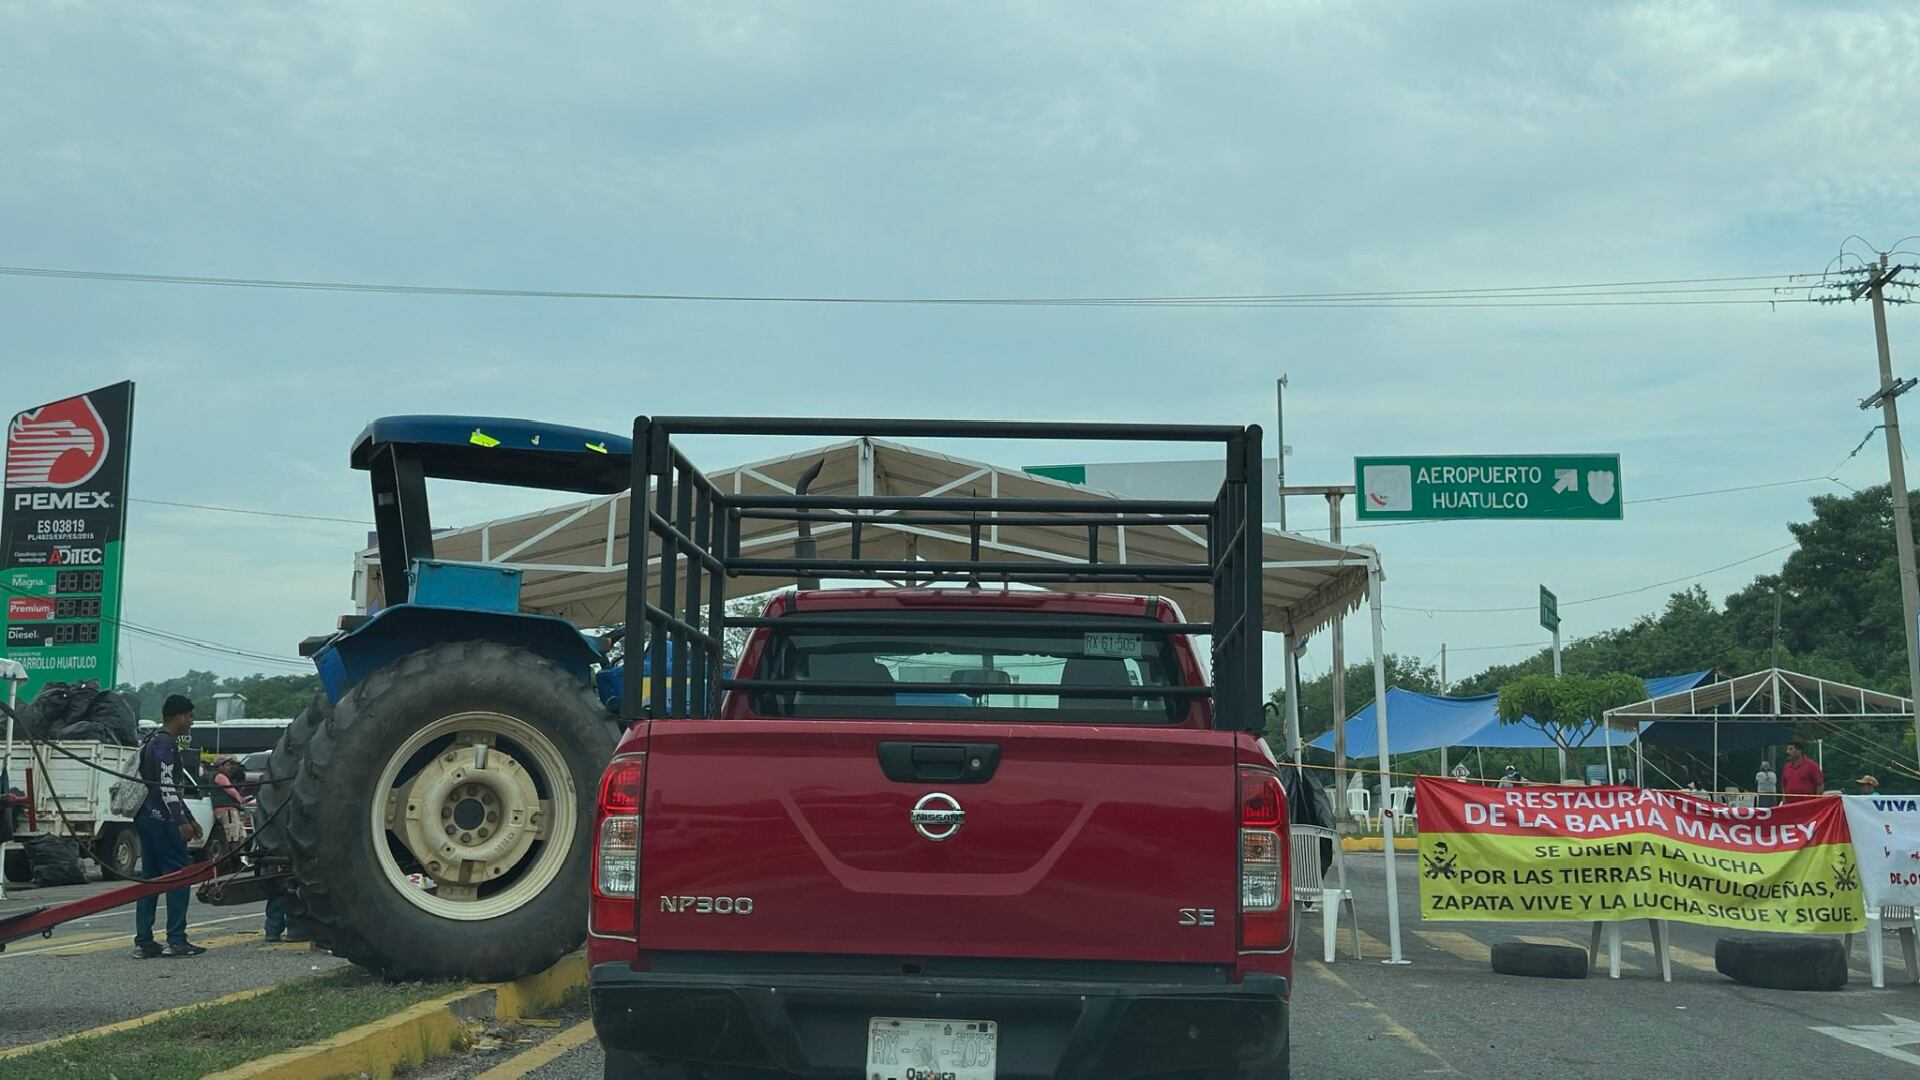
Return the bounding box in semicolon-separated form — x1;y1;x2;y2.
910;792;965;841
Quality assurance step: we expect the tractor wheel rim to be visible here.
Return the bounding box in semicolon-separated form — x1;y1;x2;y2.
371;710;577;921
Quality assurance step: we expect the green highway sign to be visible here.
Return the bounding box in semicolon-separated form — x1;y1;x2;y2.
1540;585;1559;632
1354;454;1622;521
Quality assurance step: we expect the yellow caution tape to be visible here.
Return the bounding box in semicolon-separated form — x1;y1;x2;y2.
470;429;501;448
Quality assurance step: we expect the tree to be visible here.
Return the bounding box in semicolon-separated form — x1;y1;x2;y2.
1266;654;1441;750
1495;672;1648;761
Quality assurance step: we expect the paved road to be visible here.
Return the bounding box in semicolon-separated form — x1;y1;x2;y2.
421;853;1920;1078
0;877;348;1051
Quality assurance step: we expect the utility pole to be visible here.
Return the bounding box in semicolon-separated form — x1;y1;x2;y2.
1278;483;1357;814
1275;376;1288;531
1439;643;1448;693
1328;491;1347;817
1856;253;1920;774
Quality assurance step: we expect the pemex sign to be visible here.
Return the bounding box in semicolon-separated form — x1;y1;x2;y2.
1355;454;1622;521
0;382;136;698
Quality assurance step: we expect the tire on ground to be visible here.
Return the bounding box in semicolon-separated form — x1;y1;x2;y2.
1490;941;1588;979
2;848;28;884
258;693;335;947
284;641;614;982
1714;934;1848;991
98;823;141;881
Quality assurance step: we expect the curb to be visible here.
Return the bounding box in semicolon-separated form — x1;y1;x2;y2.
204;952;589;1080
1341;836;1418;852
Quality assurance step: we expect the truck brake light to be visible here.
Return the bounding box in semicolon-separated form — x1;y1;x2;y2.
591;754;645;938
1238;768;1290;951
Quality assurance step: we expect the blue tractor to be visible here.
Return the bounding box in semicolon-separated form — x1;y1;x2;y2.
253;416;682;982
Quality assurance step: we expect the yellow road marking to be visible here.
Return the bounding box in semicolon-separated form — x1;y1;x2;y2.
41;928;264;957
0;931;117;957
1415;930;1490;964
472;1020;597;1080
1306;960;1461;1075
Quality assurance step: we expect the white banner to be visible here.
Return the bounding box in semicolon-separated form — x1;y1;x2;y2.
1843;795;1920;910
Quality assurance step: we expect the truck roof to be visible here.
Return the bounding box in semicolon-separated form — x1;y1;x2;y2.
768;588;1184;622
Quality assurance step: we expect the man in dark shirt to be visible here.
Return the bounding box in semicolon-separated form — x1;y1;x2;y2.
133;695;206;958
1780;739;1825;798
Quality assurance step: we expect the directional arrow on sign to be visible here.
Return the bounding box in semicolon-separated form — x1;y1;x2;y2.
1553;469;1578;494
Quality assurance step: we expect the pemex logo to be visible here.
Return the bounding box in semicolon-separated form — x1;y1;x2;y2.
6;394;111;490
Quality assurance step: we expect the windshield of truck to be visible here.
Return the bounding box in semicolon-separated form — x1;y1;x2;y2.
751;611;1193;723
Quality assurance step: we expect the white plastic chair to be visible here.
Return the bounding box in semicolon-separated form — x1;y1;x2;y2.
1344;787;1373;829
1387;785;1416;826
1291;824;1360;962
1849;905;1920;989
1589;919;1673;981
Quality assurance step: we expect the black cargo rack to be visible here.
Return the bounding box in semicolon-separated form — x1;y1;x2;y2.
623;417;1264;731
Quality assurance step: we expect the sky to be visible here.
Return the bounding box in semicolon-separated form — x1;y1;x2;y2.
2;1;1918;704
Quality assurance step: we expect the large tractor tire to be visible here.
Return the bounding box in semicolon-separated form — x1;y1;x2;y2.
258;694;336;947
283;641;615;982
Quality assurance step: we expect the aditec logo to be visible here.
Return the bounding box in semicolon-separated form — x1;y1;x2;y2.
6;395;110;490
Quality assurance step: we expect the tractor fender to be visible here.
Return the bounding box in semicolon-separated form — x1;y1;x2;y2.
312;605;603;705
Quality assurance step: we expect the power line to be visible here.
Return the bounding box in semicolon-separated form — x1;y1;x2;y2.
0;577;310;669
131;496;372;526
1291;474;1845;538
0;264;1844;309
1388;541;1797;616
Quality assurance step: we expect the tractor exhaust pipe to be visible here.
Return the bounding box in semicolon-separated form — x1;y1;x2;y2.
793;458;827;591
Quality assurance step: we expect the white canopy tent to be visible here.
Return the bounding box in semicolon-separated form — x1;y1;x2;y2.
354;437;1374;638
351;435;1414;962
1602;668;1916;789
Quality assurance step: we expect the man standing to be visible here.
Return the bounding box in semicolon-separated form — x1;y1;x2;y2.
1780;739;1825;799
1755;760;1779;808
133;695;206;959
1854;774;1881;796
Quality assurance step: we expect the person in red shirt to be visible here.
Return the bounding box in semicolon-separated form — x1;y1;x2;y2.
1780;739;1825;796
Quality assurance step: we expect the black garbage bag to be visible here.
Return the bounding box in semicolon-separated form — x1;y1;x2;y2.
55;691;138;746
25;834;88;886
27;681;138;746
18;682;81;739
1280;764;1336;874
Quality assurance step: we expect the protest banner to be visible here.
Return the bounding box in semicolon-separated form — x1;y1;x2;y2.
1417;776;1864;934
1841;795;1920;909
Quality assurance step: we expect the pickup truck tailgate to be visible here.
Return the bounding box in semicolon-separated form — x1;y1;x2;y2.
635;719;1240;964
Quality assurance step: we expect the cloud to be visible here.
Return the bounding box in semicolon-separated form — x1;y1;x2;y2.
1;1;1915;689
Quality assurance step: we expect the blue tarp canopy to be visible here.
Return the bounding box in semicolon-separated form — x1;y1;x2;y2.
1308;671;1713;757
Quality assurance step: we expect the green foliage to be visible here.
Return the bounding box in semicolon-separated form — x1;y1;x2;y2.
1266;654;1441;749
1269;485;1920;791
1495;672;1648;753
115;669;323;721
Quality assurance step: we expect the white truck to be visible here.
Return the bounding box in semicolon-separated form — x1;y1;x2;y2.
2;738;215;884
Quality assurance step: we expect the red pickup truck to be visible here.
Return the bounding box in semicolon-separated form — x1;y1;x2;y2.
588;589;1292;1078
588;415;1286;1079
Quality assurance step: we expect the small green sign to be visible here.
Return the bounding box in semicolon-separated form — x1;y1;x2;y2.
1354;454;1622;520
1540;585;1559;632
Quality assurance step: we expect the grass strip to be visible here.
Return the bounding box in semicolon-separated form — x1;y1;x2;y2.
0;970;465;1080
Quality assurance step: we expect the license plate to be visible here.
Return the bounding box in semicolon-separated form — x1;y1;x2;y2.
866;1016;998;1080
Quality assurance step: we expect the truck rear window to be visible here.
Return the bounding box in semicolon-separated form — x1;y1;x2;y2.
749;612;1192;724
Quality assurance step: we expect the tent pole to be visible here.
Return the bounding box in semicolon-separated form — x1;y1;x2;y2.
1440;745;1449;778
1604;716;1615;786
1635;738;1644;788
1368;563;1408;965
1713;721;1720;795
